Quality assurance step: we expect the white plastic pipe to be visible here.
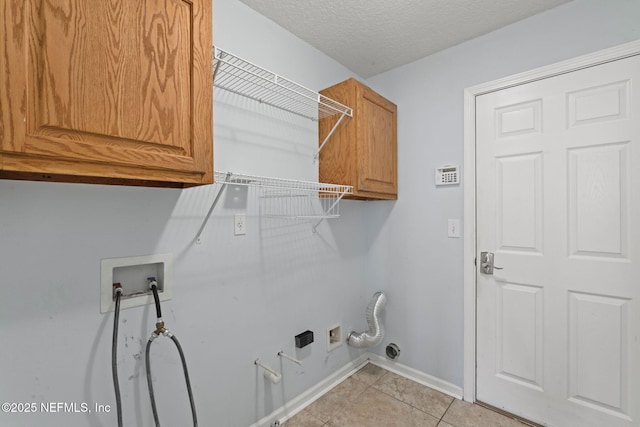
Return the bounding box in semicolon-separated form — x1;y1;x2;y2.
264;370;281;384
254;359;282;384
347;292;387;348
278;351;303;366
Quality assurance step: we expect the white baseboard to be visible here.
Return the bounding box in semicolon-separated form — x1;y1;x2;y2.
250;353;369;427
366;353;463;400
250;352;463;426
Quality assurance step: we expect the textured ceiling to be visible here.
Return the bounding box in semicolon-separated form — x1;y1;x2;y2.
238;0;572;78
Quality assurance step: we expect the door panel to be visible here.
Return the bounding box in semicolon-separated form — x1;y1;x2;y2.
568;142;629;258
567;80;629;127
496;282;544;389
496;153;543;253
476;54;640;427
568;292;629;414
496;99;542;137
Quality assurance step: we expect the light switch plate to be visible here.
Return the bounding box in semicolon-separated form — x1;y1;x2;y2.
448;219;461;238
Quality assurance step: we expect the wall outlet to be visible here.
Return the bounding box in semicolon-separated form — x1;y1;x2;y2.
327;323;343;352
234;213;246;235
100;253;173;313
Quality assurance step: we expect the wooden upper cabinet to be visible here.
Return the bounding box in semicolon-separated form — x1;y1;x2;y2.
319;78;397;200
0;0;213;187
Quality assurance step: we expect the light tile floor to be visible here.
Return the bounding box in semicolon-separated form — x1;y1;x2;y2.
283;363;532;427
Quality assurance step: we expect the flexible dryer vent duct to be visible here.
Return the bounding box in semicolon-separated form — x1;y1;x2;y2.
347;292;387;348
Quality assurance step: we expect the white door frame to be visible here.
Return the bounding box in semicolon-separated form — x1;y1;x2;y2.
462;39;640;403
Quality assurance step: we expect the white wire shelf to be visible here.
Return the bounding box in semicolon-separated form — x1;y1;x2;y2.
213;46;352;159
213;46;352;122
213;171;351;195
195;171;353;243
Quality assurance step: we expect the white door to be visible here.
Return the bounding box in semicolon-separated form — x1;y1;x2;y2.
476;54;640;427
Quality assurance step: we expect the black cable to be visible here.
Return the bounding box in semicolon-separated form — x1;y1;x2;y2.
147;280;163;427
150;282;162;319
170;335;198;427
112;289;123;427
145;339;161;427
146;337;198;427
145;282;198;427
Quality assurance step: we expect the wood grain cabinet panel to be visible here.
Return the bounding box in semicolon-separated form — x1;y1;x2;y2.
319;78;397;200
0;0;213;187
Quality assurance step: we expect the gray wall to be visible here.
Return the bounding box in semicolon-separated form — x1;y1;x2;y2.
0;1;367;426
365;0;640;388
1;0;639;426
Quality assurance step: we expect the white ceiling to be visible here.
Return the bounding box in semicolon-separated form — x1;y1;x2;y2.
238;0;572;78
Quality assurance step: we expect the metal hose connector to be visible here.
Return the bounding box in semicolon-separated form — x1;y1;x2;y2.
347;292;387;348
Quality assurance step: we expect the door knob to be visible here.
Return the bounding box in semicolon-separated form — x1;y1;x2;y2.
480;252;503;275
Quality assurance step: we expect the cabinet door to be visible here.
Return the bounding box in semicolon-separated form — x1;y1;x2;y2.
0;0;212;186
357;85;397;197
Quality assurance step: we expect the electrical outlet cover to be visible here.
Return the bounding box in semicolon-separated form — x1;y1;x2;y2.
234;213;246;235
327;323;343;352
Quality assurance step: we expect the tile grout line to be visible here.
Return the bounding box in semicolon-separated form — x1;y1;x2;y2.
320;369;385;426
365;372;454;424
350;368;435;422
286;364;537;427
373;386;447;423
438;398;456;426
286;364;459;426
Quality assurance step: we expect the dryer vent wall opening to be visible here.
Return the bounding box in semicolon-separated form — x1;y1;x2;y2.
386;343;400;360
347;292;386;348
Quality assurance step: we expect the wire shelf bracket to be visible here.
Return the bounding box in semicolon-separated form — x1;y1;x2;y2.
212;46;352;160
195;172;232;245
195;171;353;243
